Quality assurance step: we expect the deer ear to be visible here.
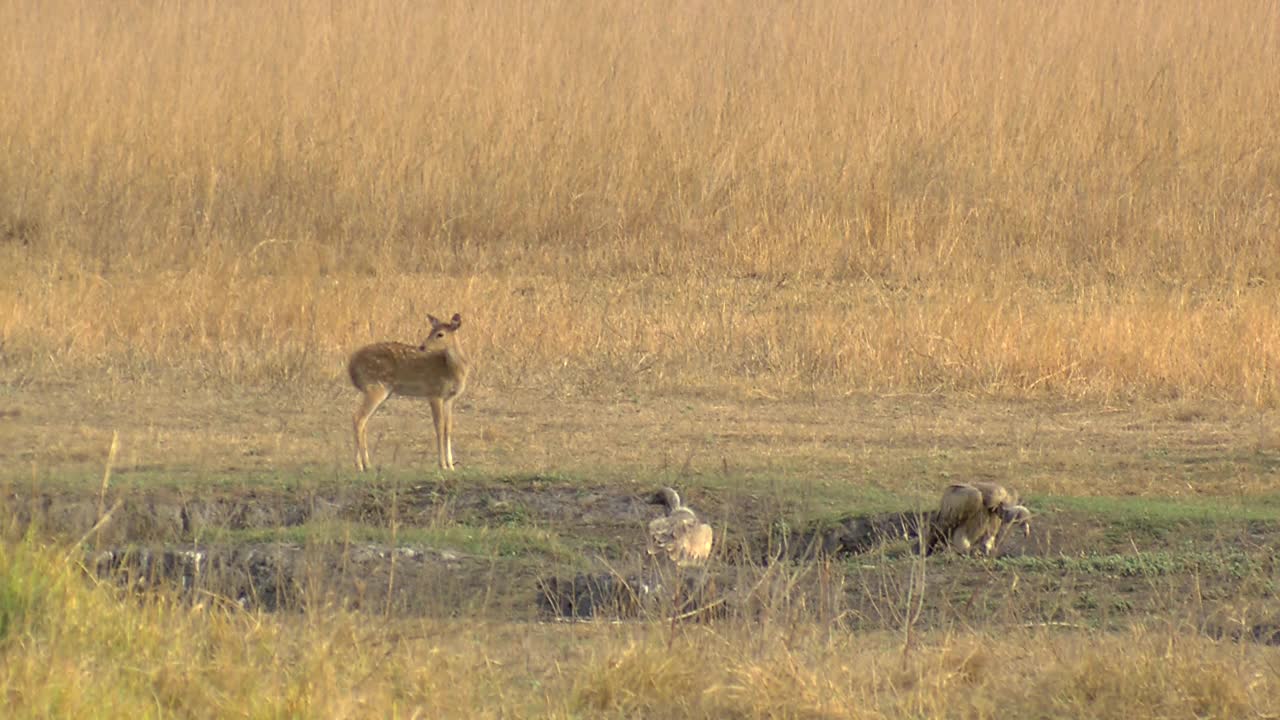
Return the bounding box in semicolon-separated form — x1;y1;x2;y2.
450;313;462;329
427;314;441;327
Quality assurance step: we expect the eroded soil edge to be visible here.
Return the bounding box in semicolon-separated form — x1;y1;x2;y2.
4;478;1278;642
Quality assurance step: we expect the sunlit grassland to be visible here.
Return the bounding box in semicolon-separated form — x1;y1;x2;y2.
1;0;1278;405
4;1;1280;717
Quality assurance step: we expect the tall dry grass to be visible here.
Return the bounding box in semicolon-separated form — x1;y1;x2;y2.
1;0;1279;403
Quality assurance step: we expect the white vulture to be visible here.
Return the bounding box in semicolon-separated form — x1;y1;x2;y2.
646;487;714;567
929;482;1031;556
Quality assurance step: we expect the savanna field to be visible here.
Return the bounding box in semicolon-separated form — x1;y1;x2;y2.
2;1;1280;717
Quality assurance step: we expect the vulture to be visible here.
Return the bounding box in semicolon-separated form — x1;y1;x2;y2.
646;487;714;567
928;482;1031;556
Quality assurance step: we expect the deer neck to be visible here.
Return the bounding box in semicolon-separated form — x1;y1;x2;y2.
443;342;468;374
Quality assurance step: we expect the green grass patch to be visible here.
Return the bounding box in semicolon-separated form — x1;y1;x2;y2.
700;469;928;519
1035;494;1280;524
0;539;63;645
998;550;1275;579
10;464;623;495
194;520;581;563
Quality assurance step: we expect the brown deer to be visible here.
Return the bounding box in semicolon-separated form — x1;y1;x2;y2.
348;313;470;471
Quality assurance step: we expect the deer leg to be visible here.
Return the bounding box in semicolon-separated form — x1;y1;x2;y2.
443;398;455;469
353;384;391;472
429;397;447;470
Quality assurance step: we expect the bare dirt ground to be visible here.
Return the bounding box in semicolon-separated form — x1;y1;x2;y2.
2;377;1279;641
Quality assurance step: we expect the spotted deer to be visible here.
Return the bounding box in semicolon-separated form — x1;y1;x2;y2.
348;313;470;471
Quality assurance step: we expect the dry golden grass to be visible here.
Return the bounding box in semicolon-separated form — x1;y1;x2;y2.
1;1;1279;404
4;538;1278;719
572;626;1280;719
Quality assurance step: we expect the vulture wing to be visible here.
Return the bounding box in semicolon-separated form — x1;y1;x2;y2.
972;482;1015;511
648;508;713;566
